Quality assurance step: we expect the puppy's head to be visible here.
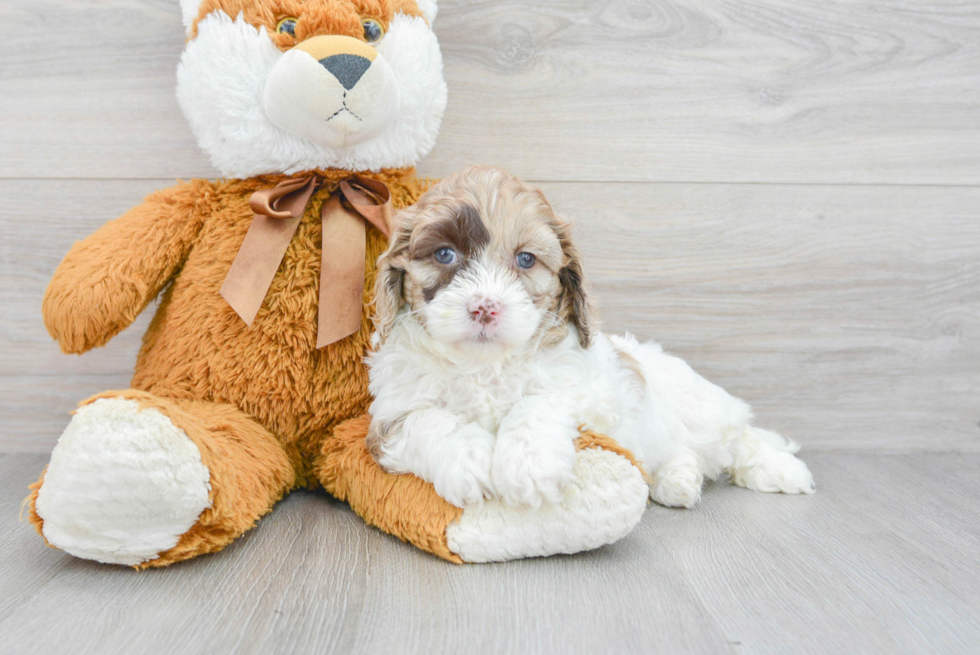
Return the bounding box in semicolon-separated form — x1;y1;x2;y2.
374;166;596;356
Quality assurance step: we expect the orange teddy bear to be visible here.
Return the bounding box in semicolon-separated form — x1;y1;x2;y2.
25;0;648;567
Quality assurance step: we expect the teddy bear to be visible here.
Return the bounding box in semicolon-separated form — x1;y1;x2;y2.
24;0;650;568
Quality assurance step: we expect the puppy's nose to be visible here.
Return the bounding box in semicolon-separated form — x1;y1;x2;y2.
468;299;500;325
319;54;371;90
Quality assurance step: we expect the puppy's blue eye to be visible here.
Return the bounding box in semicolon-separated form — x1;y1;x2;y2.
434;247;457;265
516;252;536;269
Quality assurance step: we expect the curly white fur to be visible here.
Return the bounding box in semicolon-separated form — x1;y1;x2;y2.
372;319;815;509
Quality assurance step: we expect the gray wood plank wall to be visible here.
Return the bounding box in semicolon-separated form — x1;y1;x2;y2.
1;0;978;453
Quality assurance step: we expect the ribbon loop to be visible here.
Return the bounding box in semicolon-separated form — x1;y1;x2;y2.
249;175;318;219
339;176;393;238
220;174;395;348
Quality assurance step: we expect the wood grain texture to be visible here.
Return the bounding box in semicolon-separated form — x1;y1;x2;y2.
2;452;978;654
2;179;978;452
562;182;980;453
0;179;163;451
646;452;980;654
0;0;978;183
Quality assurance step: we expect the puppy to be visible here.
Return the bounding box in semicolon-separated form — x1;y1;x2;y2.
367;166;815;509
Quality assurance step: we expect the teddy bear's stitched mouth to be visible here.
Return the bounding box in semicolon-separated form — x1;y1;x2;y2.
326;92;363;123
326;106;363;122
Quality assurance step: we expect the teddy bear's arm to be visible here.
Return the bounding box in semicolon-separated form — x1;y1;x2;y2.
43;180;212;354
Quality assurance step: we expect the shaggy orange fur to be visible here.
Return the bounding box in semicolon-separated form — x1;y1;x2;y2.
27;167;455;566
317;414;465;562
188;0;424;46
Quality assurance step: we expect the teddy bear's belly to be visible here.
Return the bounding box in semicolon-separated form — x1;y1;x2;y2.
131;208;388;456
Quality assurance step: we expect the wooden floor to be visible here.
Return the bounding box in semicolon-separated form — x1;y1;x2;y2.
2;452;978;655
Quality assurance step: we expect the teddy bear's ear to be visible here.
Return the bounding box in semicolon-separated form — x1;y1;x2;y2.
416;0;438;24
180;0;205;36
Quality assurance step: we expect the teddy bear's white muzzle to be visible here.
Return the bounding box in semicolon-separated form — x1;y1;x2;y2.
263;37;399;149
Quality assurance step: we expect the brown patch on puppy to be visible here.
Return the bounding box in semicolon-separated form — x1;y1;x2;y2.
410;205;489;260
554;219;596;348
410;204;490;302
615;348;647;387
366;415;405;460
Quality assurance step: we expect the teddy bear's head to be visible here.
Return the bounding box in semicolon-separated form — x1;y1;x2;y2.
177;0;446;178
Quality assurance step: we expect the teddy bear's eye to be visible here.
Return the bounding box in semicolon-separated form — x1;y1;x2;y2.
362;18;384;44
276;17;297;36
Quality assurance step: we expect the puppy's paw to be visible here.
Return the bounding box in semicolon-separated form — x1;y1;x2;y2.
734;451;816;495
491;430;577;509
432;439;495;509
650;451;703;508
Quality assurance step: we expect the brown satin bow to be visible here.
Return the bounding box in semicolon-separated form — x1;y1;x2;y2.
219;174;392;348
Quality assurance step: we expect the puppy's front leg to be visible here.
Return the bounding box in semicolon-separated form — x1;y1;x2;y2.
492;396;579;508
369;409;496;509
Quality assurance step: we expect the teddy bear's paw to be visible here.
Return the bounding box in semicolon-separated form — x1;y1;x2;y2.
34;397;212;566
446;447;649;563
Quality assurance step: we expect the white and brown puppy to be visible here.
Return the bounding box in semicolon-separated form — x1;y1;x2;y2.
367;166;815;509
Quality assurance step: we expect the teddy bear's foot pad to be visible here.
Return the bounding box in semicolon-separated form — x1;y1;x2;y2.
446;447;648;562
34;397;212;566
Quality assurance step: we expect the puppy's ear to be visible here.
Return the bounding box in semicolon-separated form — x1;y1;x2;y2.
372;208;414;346
555;218;597;348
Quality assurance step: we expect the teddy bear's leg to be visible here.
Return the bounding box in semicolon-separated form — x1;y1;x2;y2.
26;390;296;568
315;415;649;563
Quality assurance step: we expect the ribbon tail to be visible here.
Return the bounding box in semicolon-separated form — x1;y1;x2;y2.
316;195;367;348
220;213;303;326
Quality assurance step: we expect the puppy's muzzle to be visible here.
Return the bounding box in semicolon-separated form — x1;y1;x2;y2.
294;35;378;91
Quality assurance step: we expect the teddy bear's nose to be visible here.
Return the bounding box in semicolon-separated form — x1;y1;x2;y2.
319;54;372;90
